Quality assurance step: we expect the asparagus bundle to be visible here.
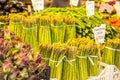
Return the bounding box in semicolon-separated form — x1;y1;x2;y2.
62;46;77;80
103;39;117;65
49;43;66;79
87;41;98;77
8;14;23;37
22;16;37;49
64;17;76;42
76;46;88;80
51;15;65;43
39;44;52;65
114;39;120;69
56;44;67;80
103;38;120;69
39;15;51;45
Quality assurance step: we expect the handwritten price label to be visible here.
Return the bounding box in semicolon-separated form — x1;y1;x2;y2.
93;24;106;44
31;0;44;11
70;0;79;6
86;1;95;17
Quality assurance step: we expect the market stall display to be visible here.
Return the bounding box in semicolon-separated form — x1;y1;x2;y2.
7;7;119;50
0;1;120;80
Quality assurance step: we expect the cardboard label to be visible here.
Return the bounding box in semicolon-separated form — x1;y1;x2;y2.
71;0;79;6
99;2;113;14
86;1;95;17
31;0;44;11
93;24;106;44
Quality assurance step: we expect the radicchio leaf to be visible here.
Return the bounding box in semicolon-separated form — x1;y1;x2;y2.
2;59;12;72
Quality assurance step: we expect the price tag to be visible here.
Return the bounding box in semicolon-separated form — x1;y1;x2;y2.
114;1;120;16
93;24;106;44
86;1;95;17
70;0;79;6
31;0;44;11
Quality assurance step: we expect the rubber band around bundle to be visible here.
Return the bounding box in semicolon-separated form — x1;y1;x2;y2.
30;47;36;51
42;57;50;60
23;26;35;30
88;56;95;66
56;56;66;67
49;59;58;63
76;55;98;66
105;46;120;52
90;55;98;58
11;22;22;24
63;56;76;66
76;55;87;58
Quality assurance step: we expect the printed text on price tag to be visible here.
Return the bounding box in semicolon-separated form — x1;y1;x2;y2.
70;0;79;6
31;0;44;11
86;1;95;17
93;24;106;44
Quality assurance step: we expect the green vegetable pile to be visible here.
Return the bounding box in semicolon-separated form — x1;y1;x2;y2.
38;7;118;39
7;7;118;50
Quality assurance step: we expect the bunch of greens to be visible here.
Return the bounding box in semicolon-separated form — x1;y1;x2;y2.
0;29;46;80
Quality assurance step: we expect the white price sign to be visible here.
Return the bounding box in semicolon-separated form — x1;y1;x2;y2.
31;0;44;11
71;0;79;6
86;1;95;17
93;24;106;44
114;1;120;16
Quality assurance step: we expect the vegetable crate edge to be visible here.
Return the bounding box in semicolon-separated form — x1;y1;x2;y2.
88;62;120;80
34;66;50;80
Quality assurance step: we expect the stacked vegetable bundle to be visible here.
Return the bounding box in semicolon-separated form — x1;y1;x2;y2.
102;38;120;69
8;14;23;37
22;16;38;50
8;14;38;49
0;29;46;80
39;14;76;44
8;13;76;49
39;38;98;80
8;7;118;50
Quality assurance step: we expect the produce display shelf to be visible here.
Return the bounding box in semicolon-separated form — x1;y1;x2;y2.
88;62;120;80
